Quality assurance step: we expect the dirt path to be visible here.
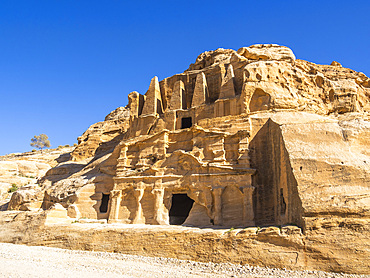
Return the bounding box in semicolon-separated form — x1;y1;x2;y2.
0;243;366;278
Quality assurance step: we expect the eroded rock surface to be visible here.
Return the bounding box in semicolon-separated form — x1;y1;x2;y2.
0;147;74;211
1;44;369;274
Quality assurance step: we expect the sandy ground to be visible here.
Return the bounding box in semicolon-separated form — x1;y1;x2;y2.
0;243;367;278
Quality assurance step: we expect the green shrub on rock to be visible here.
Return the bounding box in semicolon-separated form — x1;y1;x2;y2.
8;184;18;193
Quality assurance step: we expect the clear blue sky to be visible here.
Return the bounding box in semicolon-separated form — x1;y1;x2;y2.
0;0;369;155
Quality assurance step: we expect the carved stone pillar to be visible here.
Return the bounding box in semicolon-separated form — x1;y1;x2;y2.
169;80;185;110
152;187;168;225
191;72;208;108
132;184;145;224
212;187;223;225
242;186;255;226
141;76;163;116
128;91;145;119
108;190;122;223
219;64;236;99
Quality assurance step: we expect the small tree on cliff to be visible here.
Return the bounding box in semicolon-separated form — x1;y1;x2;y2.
30;134;51;152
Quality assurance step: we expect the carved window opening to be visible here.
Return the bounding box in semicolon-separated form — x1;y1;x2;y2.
169;194;194;225
157;99;163;114
280;188;286;215
181;117;192;129
99;193;110;213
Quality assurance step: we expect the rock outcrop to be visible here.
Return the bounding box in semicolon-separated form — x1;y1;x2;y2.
1;44;369;274
0;147;73;211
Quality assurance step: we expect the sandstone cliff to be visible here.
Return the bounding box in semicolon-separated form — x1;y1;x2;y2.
1;44;369;274
0;147;73;211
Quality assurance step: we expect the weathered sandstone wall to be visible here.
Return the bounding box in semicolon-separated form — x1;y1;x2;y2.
1;44;369;274
0;210;369;274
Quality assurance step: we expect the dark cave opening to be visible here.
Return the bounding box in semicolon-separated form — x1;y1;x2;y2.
169;194;194;225
99;193;110;213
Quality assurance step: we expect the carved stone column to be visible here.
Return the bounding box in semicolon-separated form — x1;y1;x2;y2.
132;184;145;224
108;190;122;223
242;186;255;226
152;187;168;225
212;187;223;225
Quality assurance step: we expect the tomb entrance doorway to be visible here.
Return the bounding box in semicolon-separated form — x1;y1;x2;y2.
99;193;110;213
169;193;194;225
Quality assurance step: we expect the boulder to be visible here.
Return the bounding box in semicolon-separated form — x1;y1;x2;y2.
237;44;296;62
8;185;42;211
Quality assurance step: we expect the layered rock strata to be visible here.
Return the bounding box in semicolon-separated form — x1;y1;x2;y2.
1;44;369;273
37;44;369;229
0;147;73;210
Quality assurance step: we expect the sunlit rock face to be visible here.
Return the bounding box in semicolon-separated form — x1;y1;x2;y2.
33;44;369;229
1;44;370;274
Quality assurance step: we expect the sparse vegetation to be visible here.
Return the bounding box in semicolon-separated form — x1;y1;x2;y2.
8;184;18;193
14;173;36;179
30;134;51;151
226;227;235;233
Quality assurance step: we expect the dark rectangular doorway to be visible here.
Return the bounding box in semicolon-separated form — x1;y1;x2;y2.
99;193;110;213
181;117;192;129
169;194;194;225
